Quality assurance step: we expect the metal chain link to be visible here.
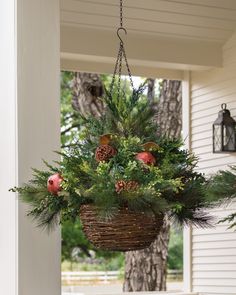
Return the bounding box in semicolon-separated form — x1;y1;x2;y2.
110;45;122;94
109;0;134;97
117;45;123;100
122;45;134;91
120;0;123;27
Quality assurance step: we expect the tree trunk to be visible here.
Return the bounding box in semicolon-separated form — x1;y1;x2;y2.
72;72;104;117
155;80;182;139
123;79;182;292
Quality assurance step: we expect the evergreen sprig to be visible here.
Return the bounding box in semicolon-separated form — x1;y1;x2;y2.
207;166;236;229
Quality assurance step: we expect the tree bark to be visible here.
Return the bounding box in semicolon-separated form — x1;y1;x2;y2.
72;72;104;118
123;79;182;292
155;80;182;139
147;78;155;103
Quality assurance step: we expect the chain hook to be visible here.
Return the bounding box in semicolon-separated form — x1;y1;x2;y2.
117;27;127;44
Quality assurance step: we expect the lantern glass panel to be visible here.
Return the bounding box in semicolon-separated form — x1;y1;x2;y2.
223;125;235;151
213;124;222;152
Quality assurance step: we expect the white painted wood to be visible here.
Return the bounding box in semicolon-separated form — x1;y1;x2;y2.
96;292;197;295
60;0;236;42
182;71;191;148
61;0;236;30
0;0;61;294
67;0;236;27
184;226;193;293
192;240;236;250
168;0;236;10
193;232;236;243
191;114;220;132
0;1;17;294
17;1;61;294
192;285;236;293
61;11;232;40
192;278;236;286
193;263;236;271
189;30;236;294
60;25;222;78
193;256;236;264
192;96;236;114
191;80;236;101
61;53;183;80
182;71;193;293
193;271;236;279
59;0;236;80
192;248;236;257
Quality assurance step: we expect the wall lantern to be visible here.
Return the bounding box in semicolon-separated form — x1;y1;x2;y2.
213;104;236;153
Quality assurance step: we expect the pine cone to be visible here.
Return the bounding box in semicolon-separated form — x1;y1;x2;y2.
95;144;117;162
115;180;139;194
126;181;139;191
115;180;126;194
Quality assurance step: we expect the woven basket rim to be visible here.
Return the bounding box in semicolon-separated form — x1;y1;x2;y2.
80;203;163;217
79;203;163;251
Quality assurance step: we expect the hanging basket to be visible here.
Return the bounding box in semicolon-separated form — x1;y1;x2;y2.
79;204;163;251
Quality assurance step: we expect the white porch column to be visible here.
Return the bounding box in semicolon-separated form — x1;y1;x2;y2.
182;71;193;293
0;1;61;295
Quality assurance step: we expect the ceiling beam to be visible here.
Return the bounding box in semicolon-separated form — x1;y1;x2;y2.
61;53;184;80
61;25;222;79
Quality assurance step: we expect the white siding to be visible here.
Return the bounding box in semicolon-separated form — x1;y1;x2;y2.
190;32;236;295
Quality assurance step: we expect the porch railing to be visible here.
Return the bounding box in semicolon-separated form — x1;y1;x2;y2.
61;270;183;285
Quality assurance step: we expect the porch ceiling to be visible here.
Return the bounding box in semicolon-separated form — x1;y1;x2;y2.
60;0;236;79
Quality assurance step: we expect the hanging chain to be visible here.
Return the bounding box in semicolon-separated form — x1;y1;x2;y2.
109;0;134;97
117;47;123;100
120;0;123;27
122;45;134;90
110;46;122;95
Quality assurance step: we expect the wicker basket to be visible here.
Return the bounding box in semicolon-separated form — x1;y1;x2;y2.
79;204;163;251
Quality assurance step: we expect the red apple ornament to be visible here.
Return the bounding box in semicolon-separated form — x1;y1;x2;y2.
135;151;156;166
47;173;63;195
